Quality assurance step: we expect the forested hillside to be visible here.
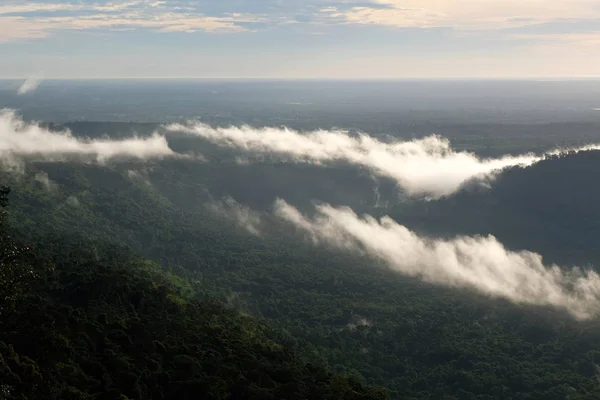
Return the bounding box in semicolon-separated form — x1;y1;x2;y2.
4;144;600;399
0;187;388;399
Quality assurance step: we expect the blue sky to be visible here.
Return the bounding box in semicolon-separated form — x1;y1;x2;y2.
2;0;600;78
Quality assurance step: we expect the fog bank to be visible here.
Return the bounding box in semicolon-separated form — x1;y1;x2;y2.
273;199;600;319
0;109;175;167
168;121;600;198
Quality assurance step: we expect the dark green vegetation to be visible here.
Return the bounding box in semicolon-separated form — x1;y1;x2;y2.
0;187;388;399
4;130;600;399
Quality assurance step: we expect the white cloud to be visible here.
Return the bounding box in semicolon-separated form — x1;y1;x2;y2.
347;317;373;331
0;1;151;15
0;109;175;166
208;196;263;236
167;121;600;198
274;199;600;319
91;1;147;12
0;1;262;42
0;17;49;42
66;196;80;207
511;32;600;46
126;169;152;186
324;5;442;29
34;171;56;191
17;76;42;95
323;0;600;30
33;13;258;33
0;2;82;14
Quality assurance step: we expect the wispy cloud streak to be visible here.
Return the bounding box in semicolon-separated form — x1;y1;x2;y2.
17;76;42;95
274;199;600;319
167;121;600;198
0;109;175;166
321;0;600;30
0;1;263;42
208;196;263;236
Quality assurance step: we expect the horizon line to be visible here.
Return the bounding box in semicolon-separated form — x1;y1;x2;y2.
2;76;600;81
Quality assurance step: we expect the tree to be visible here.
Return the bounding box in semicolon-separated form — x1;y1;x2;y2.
0;186;37;316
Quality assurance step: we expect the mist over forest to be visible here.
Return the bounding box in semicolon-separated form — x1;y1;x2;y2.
2;80;600;399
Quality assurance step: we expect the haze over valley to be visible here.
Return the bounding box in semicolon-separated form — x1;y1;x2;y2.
3;1;600;398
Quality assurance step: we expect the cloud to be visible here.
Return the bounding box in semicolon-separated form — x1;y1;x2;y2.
34;172;56;191
322;0;600;30
207;197;263;236
0;1;157;15
2;0;599;47
0;2;82;14
273;199;600;319
32;13;258;34
167;121;600;198
0;1;264;42
322;5;442;29
17;76;42;95
0;17;49;42
347;317;373;331
0;109;175;167
510;32;600;46
66;196;80;207
126;169;152;186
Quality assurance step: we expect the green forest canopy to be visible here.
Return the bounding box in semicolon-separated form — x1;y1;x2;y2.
4;149;600;399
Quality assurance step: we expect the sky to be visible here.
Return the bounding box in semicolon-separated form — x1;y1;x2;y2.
1;0;600;79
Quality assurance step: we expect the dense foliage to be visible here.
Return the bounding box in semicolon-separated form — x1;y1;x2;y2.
4;140;600;399
0;187;387;399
